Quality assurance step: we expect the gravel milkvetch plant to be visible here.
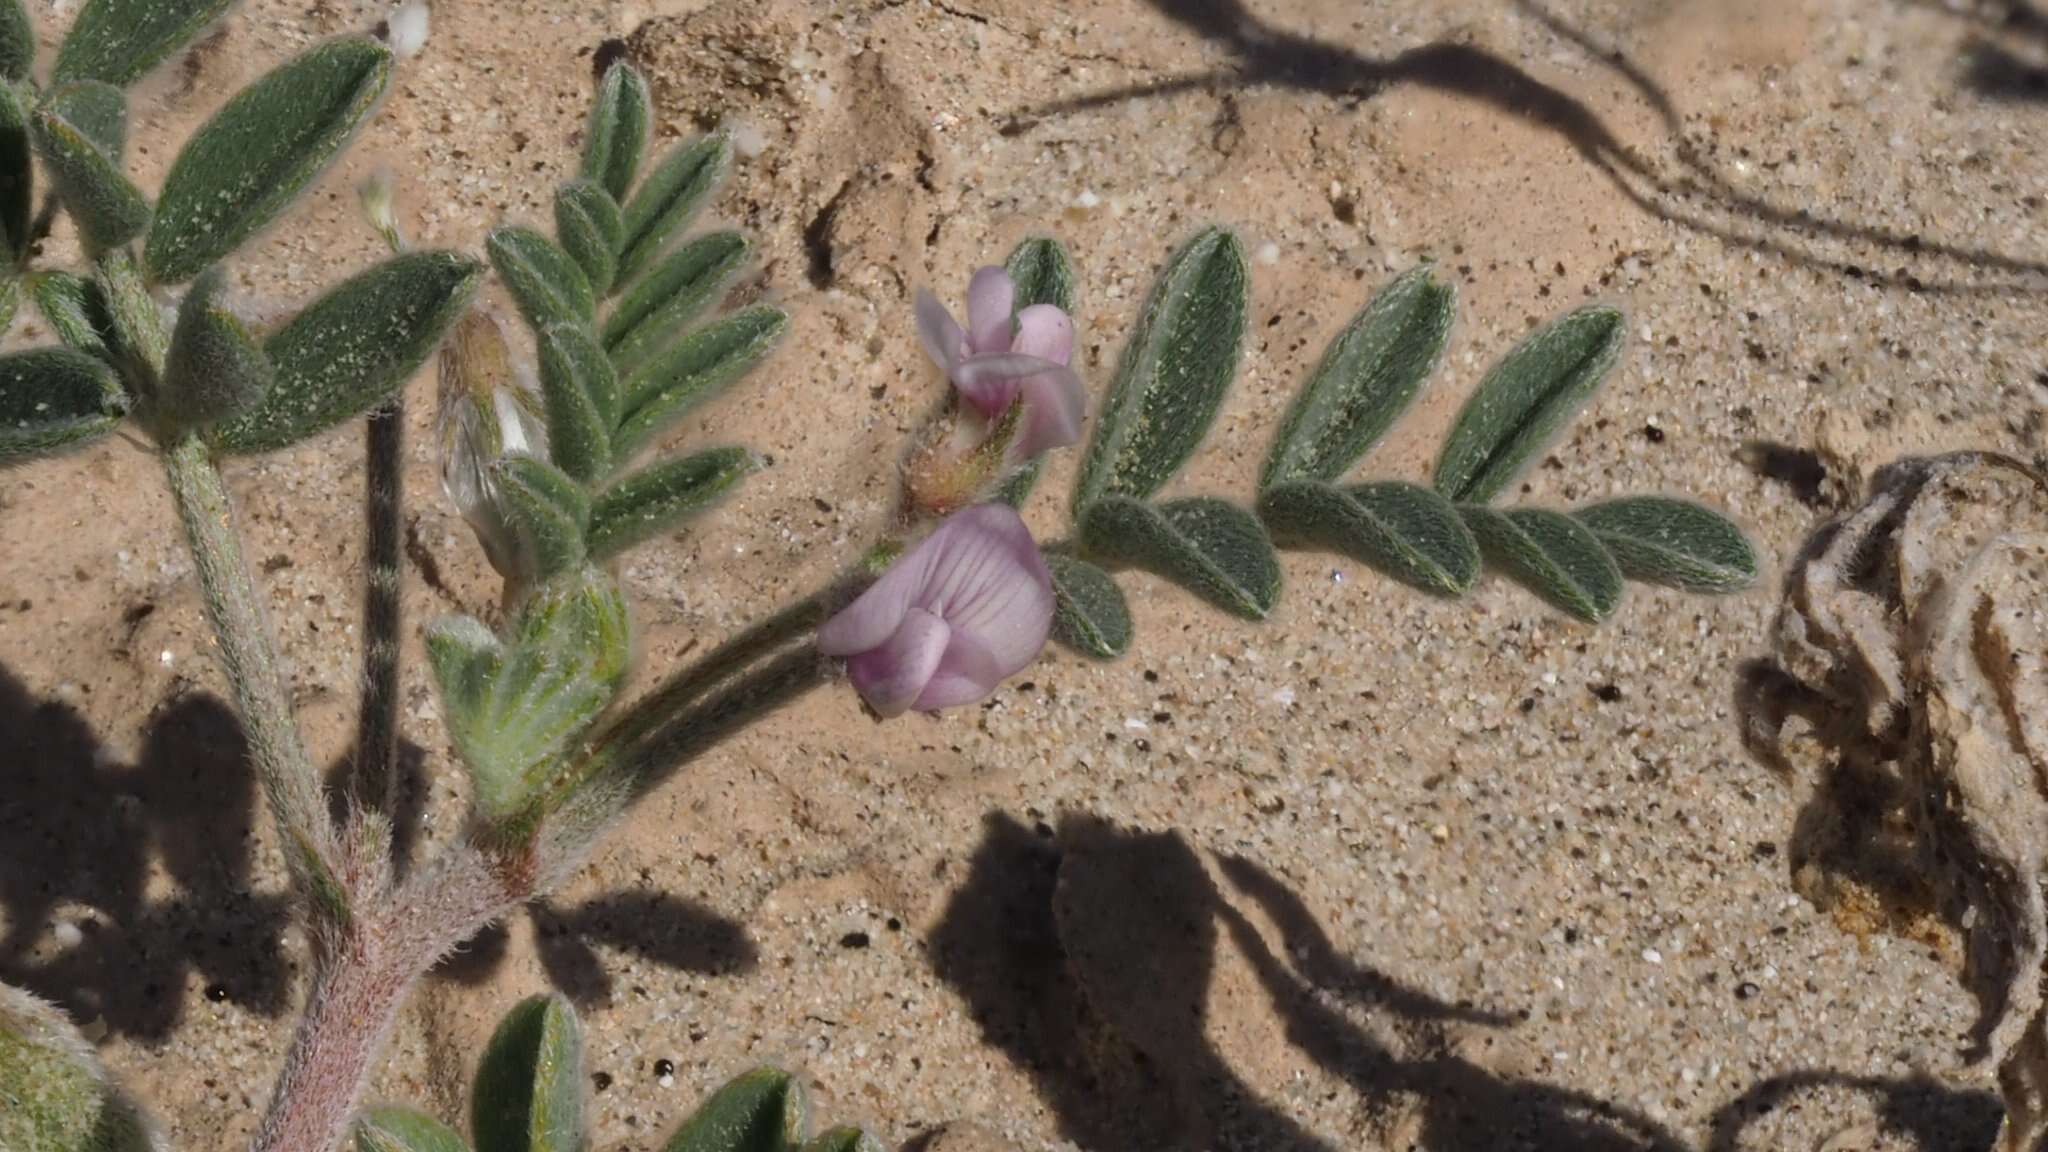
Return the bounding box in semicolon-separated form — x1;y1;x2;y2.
0;3;1757;1150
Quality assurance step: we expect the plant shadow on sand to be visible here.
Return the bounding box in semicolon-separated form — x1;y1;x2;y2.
1006;0;2048;296
0;663;755;1035
929;811;2002;1151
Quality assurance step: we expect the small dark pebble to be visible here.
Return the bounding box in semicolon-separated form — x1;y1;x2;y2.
1736;981;1760;1000
1643;424;1666;444
653;1058;675;1078
205;984;228;1003
1519;697;1536;713
1753;841;1779;859
840;931;871;950
1564;927;1580;944
1134;738;1152;752
1592;683;1624;703
886;917;902;932
1143;669;1159;683
593;1071;613;1092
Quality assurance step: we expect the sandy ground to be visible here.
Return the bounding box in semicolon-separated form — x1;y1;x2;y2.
2;0;2046;1148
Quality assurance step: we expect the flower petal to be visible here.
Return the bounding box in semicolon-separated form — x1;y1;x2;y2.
964;266;1016;356
845;608;951;717
915;630;1011;710
953;355;1087;460
1012;304;1074;366
819;546;933;657
915;288;966;370
1010;364;1088;460
912;504;1053;674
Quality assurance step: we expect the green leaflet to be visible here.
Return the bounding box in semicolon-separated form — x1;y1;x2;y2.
213;251;481;454
555;179;622;296
30;95;149;254
1073;227;1246;513
0;81;31;261
43;82;127;159
0;0;31;81
470;995;584;1152
28;273;110;357
0;276;14;334
1045;552;1132;659
1460;504;1623;623
536;323;613;483
355;1108;472;1152
1259;479;1478;598
0;983;157;1152
488;225;595;334
160;267;272;435
1080;495;1279;620
660;1068;808;1152
1005;235;1078;315
146;37;393;284
614;305;786;458
800;1129;884;1152
601;230;747;369
428;567;626;820
581;61;650;203
1574;496;1758;593
586;446;757;560
1433;304;1623;504
0;347;127;464
1261;265;1454;489
53;0;235;87
618;132;729;285
493;454;589;582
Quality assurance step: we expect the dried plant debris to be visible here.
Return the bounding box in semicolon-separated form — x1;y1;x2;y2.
1766;451;2048;1152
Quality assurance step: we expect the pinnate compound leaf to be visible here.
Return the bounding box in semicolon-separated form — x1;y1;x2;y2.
355;1108;471;1152
1005;236;1078;314
1080;495;1278;620
1259;479;1478;598
471;994;584;1152
1573;496;1758;593
1073;227;1246;513
1460;504;1622;622
801;1129;884;1152
581;61;650;203
661;1067;808;1152
488;225;595;334
53;0;234;87
555;179;622;296
493;454;589;583
0;0;31;81
1433;304;1623;504
31;96;148;253
1045;552;1132;659
601;230;747;369
618;132;729;285
537;323;614;483
0;82;31;261
146;37;392;284
0;982;159;1152
0;347;127;464
213;251;481;454
587;445;757;560
614;305;786;458
29;272;111;357
1262;265;1454;489
161;267;272;434
430;569;626;820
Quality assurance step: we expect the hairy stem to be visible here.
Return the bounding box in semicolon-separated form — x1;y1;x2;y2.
163;435;348;925
250;843;522;1152
354;400;406;826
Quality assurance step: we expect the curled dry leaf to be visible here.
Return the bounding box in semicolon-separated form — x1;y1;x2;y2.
1766;452;2048;1152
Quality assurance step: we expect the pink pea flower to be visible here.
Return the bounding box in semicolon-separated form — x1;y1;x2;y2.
819;503;1055;717
915;266;1085;462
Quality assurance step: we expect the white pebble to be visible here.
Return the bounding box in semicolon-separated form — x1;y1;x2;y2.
1255;242;1281;266
386;3;430;59
1074;189;1100;209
